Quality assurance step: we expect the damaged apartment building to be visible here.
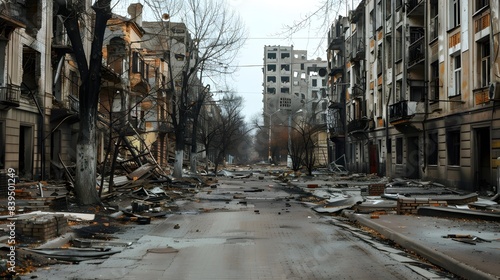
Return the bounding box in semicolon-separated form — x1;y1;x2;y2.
326;0;500;192
0;1;204;182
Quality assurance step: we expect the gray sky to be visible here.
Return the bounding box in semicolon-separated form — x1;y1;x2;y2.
111;0;352;122
227;0;333;122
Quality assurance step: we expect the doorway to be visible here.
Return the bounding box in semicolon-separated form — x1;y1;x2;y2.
19;125;33;178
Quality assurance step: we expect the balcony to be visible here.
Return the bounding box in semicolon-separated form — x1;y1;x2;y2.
408;38;425;68
51;94;80;123
349;36;365;62
351;85;364;98
328;38;343;51
389;100;417;124
327;106;345;141
0;84;20;109
347;118;369;134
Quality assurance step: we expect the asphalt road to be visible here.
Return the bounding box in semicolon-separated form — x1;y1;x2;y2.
26;175;447;280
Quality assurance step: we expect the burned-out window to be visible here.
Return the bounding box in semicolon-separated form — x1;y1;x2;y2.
447;130;460;166
21;47;39;95
267;52;277;60
427;132;438;165
267;64;276;72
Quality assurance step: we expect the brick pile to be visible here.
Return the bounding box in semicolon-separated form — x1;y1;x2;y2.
368;184;386;196
397;198;448;214
15;214;68;241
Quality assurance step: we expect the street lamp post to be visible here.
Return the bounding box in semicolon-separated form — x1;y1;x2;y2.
287;109;302;167
265;109;280;164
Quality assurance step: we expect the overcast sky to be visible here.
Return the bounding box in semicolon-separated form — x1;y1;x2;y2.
112;0;354;122
227;0;334;122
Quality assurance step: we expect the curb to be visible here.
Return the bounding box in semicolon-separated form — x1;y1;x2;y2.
343;211;498;280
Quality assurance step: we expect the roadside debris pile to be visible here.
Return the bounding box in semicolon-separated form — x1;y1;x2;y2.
284;176;500;221
15;214;68;242
442;233;492;245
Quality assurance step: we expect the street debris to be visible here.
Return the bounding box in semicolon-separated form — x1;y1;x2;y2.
442;234;492;245
22;247;121;263
147;247;179;254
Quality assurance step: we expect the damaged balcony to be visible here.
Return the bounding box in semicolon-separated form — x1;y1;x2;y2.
0;84;20;109
347;117;369;139
327;104;345;141
51;95;80;123
389;100;417;125
349;36;364;62
408;28;425;69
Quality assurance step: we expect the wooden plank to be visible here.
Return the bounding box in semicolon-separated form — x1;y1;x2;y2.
126;162;155;180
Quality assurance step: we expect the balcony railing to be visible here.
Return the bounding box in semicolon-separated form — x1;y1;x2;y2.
0;84;20;109
389;100;417;123
347;118;369;134
408;38;425;67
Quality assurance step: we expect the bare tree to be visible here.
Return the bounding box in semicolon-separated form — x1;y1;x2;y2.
55;0;112;205
289;116;325;175
145;0;247;178
279;0;359;56
211;93;248;173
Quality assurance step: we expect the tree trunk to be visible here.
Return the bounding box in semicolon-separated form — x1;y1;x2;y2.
173;150;184;178
57;0;112;205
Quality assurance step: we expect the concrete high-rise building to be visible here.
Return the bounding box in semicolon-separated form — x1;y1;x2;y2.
262;45;329;165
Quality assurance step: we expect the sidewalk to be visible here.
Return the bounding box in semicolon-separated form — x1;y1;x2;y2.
344;211;500;280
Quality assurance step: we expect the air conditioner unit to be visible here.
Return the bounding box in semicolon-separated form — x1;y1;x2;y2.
489;82;500;100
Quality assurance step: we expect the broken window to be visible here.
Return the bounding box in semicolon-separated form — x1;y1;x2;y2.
281;52;290;59
267;52;277;60
447;130;460;166
21;47;40;96
267;64;276;72
267;76;276;83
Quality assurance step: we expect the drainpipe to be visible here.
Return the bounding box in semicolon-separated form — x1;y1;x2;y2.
422;1;428;174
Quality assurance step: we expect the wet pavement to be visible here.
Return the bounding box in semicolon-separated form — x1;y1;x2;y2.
344;212;500;280
4;170;500;279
